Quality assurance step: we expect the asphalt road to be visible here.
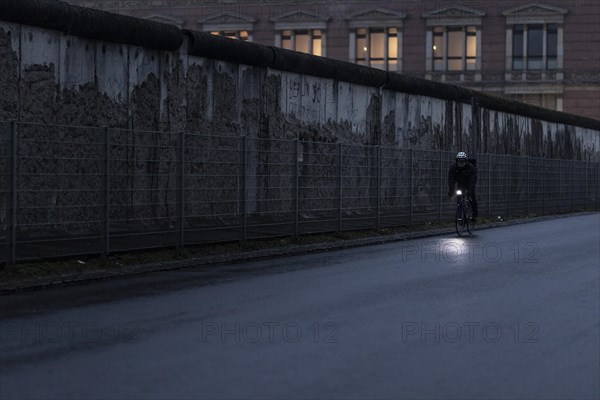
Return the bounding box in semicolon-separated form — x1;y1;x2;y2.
1;214;599;399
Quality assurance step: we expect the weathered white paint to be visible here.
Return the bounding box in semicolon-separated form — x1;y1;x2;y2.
381;89;396;141
128;46;160;96
238;65;262;126
2;22;20;62
394;93;410;147
335;82;371;136
460;102;472;149
280;71;301;118
20;26;60;79
59;35;95;89
299;75;327;125
95;42;128;101
323;79;337;122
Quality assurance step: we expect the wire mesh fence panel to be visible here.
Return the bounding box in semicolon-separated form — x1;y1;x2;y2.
509;155;529;216
341;144;378;230
558;160;572;213
15;123;106;260
245;137;296;240
298;141;340;235
543;158;561;215
183;134;242;245
380;147;411;228
587;163;600;210
109;128;179;252
474;153;490;219
572;161;588;211
528;157;546;215
0;122;10;263
488;154;510;218
411;150;443;224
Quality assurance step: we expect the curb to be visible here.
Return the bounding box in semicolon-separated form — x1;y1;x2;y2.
1;212;597;294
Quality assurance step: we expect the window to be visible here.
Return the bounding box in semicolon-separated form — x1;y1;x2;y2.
503;4;567;72
547;25;558;69
346;8;406;72
281;29;322;56
422;6;484;76
271;11;329;57
210;31;249;41
512;24;558;70
432;26;477;71
512;25;524;70
355;28;398;71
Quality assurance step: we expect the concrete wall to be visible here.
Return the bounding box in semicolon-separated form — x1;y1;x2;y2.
1;21;599;161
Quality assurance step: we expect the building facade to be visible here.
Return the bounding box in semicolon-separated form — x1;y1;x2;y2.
65;0;600;120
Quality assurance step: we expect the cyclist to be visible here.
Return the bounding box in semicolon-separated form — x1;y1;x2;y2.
448;152;478;221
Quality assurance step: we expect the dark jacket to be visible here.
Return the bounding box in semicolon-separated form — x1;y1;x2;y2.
448;161;477;192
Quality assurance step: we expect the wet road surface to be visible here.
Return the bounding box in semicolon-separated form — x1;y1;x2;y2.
1;214;599;399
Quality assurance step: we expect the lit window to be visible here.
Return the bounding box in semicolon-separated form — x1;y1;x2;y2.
355;28;398;71
279;29;323;56
431;26;478;72
312;30;322;57
465;27;477;70
512;24;558;70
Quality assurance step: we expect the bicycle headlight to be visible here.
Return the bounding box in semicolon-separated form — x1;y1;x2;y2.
456;190;462;196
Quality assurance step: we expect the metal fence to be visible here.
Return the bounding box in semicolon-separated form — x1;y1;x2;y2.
1;121;599;265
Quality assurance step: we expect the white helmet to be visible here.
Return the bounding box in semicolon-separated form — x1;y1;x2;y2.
455;152;467;160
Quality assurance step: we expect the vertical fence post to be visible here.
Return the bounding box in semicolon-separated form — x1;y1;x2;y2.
542;159;546;215
2;123;7;267
558;159;561;212
9;121;17;266
294;140;299;236
177;131;185;253
487;153;491;218
240;136;247;241
507;155;511;217
571;160;575;212
409;149;414;227
526;156;530;216
584;161;588;211
103;127;110;259
376;145;381;231
338;143;343;232
438;149;443;224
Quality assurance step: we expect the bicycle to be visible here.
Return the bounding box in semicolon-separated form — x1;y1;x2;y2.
454;189;474;236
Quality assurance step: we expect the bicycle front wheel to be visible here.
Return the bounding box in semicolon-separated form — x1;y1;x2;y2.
464;201;474;235
455;205;466;236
